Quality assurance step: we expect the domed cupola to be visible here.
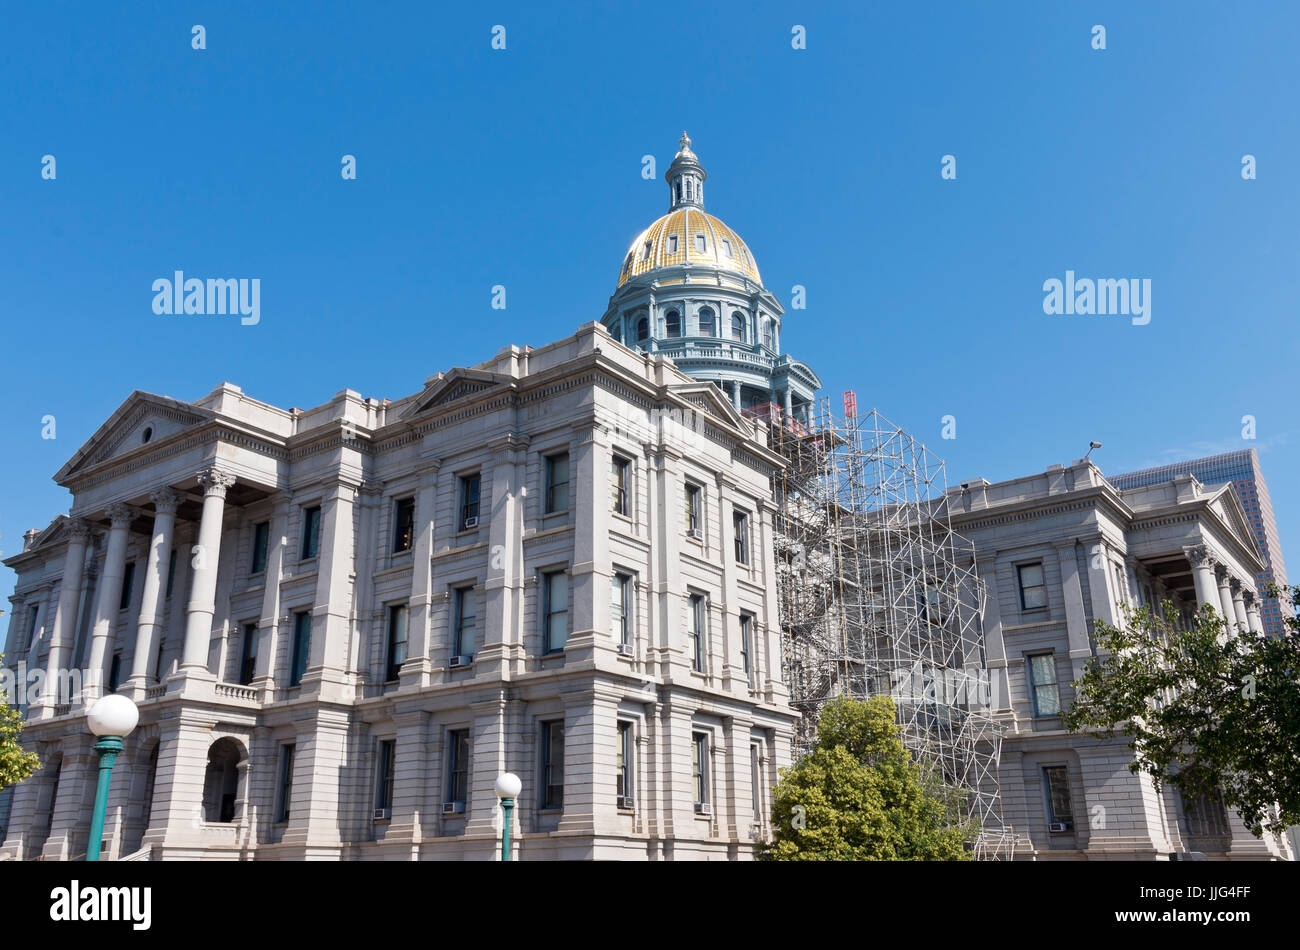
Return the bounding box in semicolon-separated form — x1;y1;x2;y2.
601;133;822;428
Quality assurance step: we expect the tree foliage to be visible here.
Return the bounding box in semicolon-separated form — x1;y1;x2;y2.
761;695;972;860
1;655;40;791
1062;587;1300;837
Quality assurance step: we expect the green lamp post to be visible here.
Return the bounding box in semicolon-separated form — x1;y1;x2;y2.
85;693;139;861
495;772;522;861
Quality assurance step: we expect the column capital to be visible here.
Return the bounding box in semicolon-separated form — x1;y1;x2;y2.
1243;589;1258;607
196;468;237;498
1214;563;1231;582
150;488;182;515
105;503;135;528
66;518;92;543
1184;544;1214;569
1229;577;1244;595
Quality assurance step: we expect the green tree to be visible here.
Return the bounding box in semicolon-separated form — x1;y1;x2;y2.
761;695;973;860
1062;587;1300;837
1;655;41;791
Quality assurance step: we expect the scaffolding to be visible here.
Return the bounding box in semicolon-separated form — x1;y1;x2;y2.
753;397;1014;857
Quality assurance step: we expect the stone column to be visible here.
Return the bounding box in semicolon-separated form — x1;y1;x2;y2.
1214;565;1236;624
566;423;606;663
1184;545;1220;610
84;503;135;702
252;495;290;701
715;473;743;693
126;489;179;698
181;469;236;674
730;379;741;411
1244;590;1264;634
1229;578;1250;631
479;436;528;673
1053;540;1093;680
302;478;358;700
976;554;1011;716
38;519;91;714
401;461;441;689
782;388;792;419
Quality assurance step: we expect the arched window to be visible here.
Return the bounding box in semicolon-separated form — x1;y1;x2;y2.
665;310;682;338
731;312;745;341
685;180;692;200
698;307;715;336
675;182;682;202
762;319;775;350
636;316;649;341
202;737;246;824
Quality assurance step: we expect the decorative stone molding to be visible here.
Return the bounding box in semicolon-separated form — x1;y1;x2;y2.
1243;589;1258;607
196;468;237;498
1214;563;1230;582
150;487;182;515
1229;577;1244;595
1184;545;1213;568
105;503;135;528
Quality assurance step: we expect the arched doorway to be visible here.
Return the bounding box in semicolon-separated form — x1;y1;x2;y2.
202;738;245;823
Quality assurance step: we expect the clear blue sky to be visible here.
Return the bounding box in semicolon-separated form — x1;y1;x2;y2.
2;1;1297;610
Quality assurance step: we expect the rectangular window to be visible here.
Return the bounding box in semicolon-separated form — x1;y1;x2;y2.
740;613;754;684
165;549;177;599
301;506;322;559
1043;766;1074;831
453;587;476;657
1183;789;1230;837
238;622;258;686
692;732;710;805
108;653;122;692
612;456;630;516
541;721;565;809
385;605;408;682
153;638;166;682
685;483;701;536
251;521;270;573
545;453;570;514
460;475;481;530
375;739;395;812
25;605;40;651
733;509;750;565
277;744;296;822
612;572;633;646
544;571;569;653
289;611;311;687
750;743;762;821
689;594;706;672
616;721;633;803
447;729;470;805
392;498;415;553
1028;653;1060;717
118;562;135;611
1018;563;1047;610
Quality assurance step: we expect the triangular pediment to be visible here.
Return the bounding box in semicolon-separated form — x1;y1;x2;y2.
403;369;514;419
1205;483;1265;562
55;391;212;484
667;381;749;432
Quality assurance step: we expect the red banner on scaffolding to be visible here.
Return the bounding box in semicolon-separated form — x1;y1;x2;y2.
843;390;858;418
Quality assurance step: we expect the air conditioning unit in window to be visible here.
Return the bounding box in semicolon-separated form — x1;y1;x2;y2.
695;802;712;816
373;808;391;821
687;528;702;540
1047;821;1069;833
463;517;479;529
449;654;472;669
617;796;635;810
617;643;635;658
442;801;465;815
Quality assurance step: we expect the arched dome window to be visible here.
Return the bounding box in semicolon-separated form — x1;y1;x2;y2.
667;234;678;255
636;316;649;341
675;182;682;202
665;310;682;338
698;308;715;336
694;233;707;253
640;240;652;262
731;312;746;341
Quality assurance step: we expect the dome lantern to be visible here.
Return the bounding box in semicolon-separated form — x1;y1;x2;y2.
666;131;707;210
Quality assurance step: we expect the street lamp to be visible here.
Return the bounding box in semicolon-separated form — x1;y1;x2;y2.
495;772;522;862
85;694;138;861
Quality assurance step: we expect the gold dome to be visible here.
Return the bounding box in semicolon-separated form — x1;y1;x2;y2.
617;208;762;288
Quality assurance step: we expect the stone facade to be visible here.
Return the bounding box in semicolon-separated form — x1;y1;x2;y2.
1;323;797;860
947;459;1292;860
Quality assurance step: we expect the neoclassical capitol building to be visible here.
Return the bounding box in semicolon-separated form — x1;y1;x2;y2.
1;135;1292;861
